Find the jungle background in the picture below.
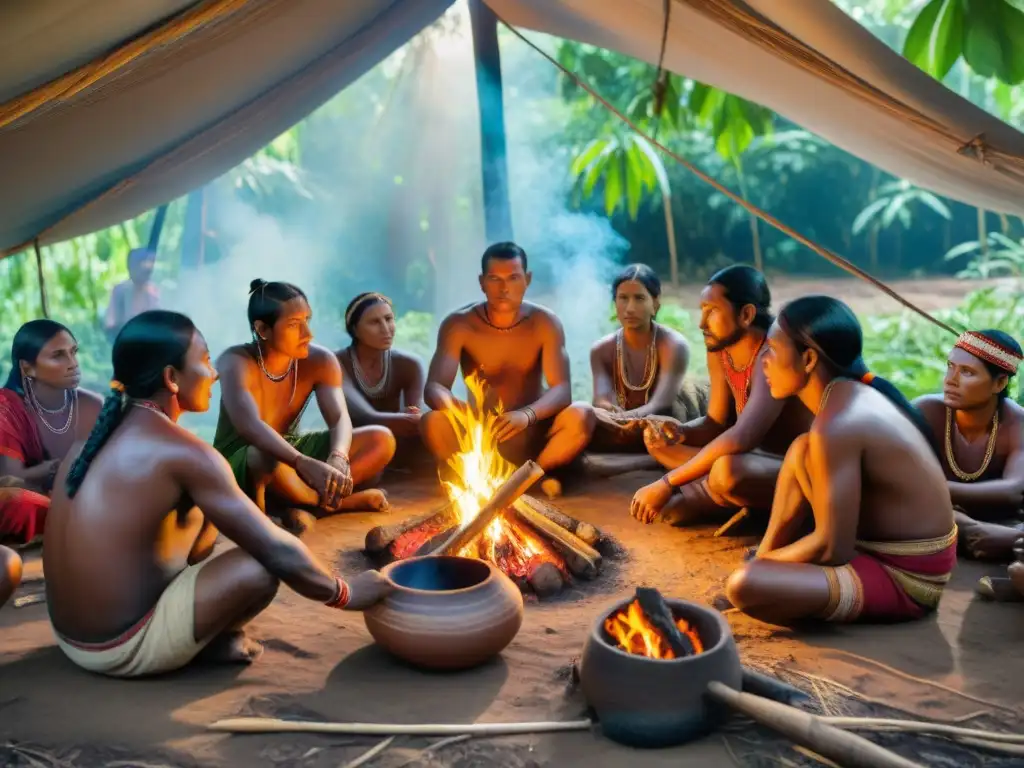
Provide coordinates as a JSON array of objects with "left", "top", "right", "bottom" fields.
[{"left": 3, "top": 0, "right": 1024, "bottom": 437}]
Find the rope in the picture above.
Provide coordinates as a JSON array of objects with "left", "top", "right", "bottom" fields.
[{"left": 492, "top": 10, "right": 961, "bottom": 336}]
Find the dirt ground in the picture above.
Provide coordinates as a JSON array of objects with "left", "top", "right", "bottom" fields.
[
  {"left": 2, "top": 469, "right": 1023, "bottom": 768},
  {"left": 2, "top": 276, "right": 1021, "bottom": 767}
]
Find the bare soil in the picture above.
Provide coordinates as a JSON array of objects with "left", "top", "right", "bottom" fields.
[
  {"left": 3, "top": 470, "right": 1022, "bottom": 767},
  {"left": 2, "top": 277, "right": 1019, "bottom": 767}
]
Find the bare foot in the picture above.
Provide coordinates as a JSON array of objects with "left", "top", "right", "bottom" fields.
[
  {"left": 1010, "top": 561, "right": 1024, "bottom": 598},
  {"left": 540, "top": 478, "right": 562, "bottom": 499},
  {"left": 198, "top": 631, "right": 264, "bottom": 665},
  {"left": 280, "top": 508, "right": 316, "bottom": 537},
  {"left": 976, "top": 575, "right": 1024, "bottom": 602},
  {"left": 956, "top": 512, "right": 1021, "bottom": 561},
  {"left": 339, "top": 489, "right": 390, "bottom": 512}
]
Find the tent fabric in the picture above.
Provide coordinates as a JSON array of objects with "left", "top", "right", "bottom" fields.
[{"left": 3, "top": 0, "right": 1024, "bottom": 258}]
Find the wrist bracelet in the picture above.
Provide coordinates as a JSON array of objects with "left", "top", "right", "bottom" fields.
[
  {"left": 325, "top": 576, "right": 350, "bottom": 609},
  {"left": 522, "top": 406, "right": 537, "bottom": 426},
  {"left": 660, "top": 475, "right": 675, "bottom": 492},
  {"left": 328, "top": 450, "right": 349, "bottom": 463}
]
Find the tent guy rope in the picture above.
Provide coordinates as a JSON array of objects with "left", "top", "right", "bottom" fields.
[{"left": 493, "top": 11, "right": 962, "bottom": 337}]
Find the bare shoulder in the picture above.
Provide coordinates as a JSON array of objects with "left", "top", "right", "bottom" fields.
[
  {"left": 438, "top": 305, "right": 475, "bottom": 337},
  {"left": 525, "top": 303, "right": 565, "bottom": 337},
  {"left": 1000, "top": 398, "right": 1024, "bottom": 427},
  {"left": 391, "top": 347, "right": 424, "bottom": 371},
  {"left": 304, "top": 344, "right": 343, "bottom": 379},
  {"left": 913, "top": 393, "right": 945, "bottom": 418},
  {"left": 657, "top": 325, "right": 690, "bottom": 354},
  {"left": 217, "top": 344, "right": 255, "bottom": 372},
  {"left": 590, "top": 332, "right": 616, "bottom": 357},
  {"left": 77, "top": 388, "right": 105, "bottom": 413}
]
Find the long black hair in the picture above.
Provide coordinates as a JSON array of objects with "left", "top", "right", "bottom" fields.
[
  {"left": 4, "top": 319, "right": 75, "bottom": 394},
  {"left": 777, "top": 295, "right": 932, "bottom": 439},
  {"left": 65, "top": 311, "right": 197, "bottom": 498},
  {"left": 611, "top": 264, "right": 661, "bottom": 299},
  {"left": 708, "top": 265, "right": 773, "bottom": 330},
  {"left": 973, "top": 329, "right": 1021, "bottom": 401},
  {"left": 247, "top": 279, "right": 308, "bottom": 337}
]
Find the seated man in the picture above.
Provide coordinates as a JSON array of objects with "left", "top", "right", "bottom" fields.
[
  {"left": 215, "top": 280, "right": 395, "bottom": 534},
  {"left": 724, "top": 296, "right": 957, "bottom": 625},
  {"left": 913, "top": 330, "right": 1024, "bottom": 564},
  {"left": 44, "top": 311, "right": 392, "bottom": 678},
  {"left": 0, "top": 545, "right": 21, "bottom": 609},
  {"left": 420, "top": 242, "right": 595, "bottom": 494},
  {"left": 587, "top": 264, "right": 689, "bottom": 475},
  {"left": 631, "top": 266, "right": 811, "bottom": 526}
]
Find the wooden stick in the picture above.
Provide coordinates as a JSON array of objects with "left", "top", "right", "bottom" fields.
[
  {"left": 341, "top": 736, "right": 394, "bottom": 768},
  {"left": 207, "top": 717, "right": 591, "bottom": 736},
  {"left": 433, "top": 461, "right": 544, "bottom": 556},
  {"left": 740, "top": 667, "right": 809, "bottom": 705},
  {"left": 364, "top": 501, "right": 458, "bottom": 553},
  {"left": 714, "top": 508, "right": 749, "bottom": 538},
  {"left": 818, "top": 717, "right": 1024, "bottom": 744},
  {"left": 512, "top": 499, "right": 602, "bottom": 577},
  {"left": 519, "top": 494, "right": 601, "bottom": 546},
  {"left": 634, "top": 587, "right": 694, "bottom": 656},
  {"left": 705, "top": 682, "right": 923, "bottom": 768}
]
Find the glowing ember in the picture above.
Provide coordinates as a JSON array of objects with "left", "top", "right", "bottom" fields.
[
  {"left": 440, "top": 373, "right": 565, "bottom": 578},
  {"left": 604, "top": 599, "right": 704, "bottom": 659}
]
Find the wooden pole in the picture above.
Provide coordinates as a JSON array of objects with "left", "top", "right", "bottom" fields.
[
  {"left": 469, "top": 0, "right": 513, "bottom": 243},
  {"left": 208, "top": 717, "right": 591, "bottom": 737},
  {"left": 433, "top": 460, "right": 544, "bottom": 555},
  {"left": 32, "top": 240, "right": 49, "bottom": 318},
  {"left": 511, "top": 499, "right": 602, "bottom": 577}
]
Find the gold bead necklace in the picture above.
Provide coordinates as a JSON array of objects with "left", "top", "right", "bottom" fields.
[{"left": 944, "top": 406, "right": 999, "bottom": 482}]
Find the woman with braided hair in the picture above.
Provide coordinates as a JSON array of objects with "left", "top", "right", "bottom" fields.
[
  {"left": 335, "top": 292, "right": 427, "bottom": 465},
  {"left": 0, "top": 320, "right": 102, "bottom": 545},
  {"left": 43, "top": 310, "right": 391, "bottom": 678},
  {"left": 721, "top": 296, "right": 956, "bottom": 625}
]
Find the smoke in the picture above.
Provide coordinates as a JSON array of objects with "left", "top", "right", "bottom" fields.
[{"left": 167, "top": 0, "right": 628, "bottom": 426}]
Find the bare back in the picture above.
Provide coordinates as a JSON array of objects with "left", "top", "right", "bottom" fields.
[
  {"left": 45, "top": 412, "right": 221, "bottom": 642},
  {"left": 816, "top": 382, "right": 953, "bottom": 543}
]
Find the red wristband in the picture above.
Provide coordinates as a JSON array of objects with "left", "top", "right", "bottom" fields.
[{"left": 325, "top": 576, "right": 350, "bottom": 609}]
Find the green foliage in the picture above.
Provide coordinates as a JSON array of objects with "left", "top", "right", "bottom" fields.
[
  {"left": 904, "top": 0, "right": 1024, "bottom": 84},
  {"left": 569, "top": 131, "right": 669, "bottom": 220},
  {"left": 392, "top": 310, "right": 435, "bottom": 361},
  {"left": 852, "top": 179, "right": 952, "bottom": 235},
  {"left": 945, "top": 232, "right": 1024, "bottom": 277}
]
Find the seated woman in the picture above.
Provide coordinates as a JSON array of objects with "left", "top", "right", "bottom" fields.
[
  {"left": 586, "top": 265, "right": 688, "bottom": 475},
  {"left": 913, "top": 330, "right": 1024, "bottom": 565},
  {"left": 0, "top": 545, "right": 21, "bottom": 609},
  {"left": 724, "top": 296, "right": 956, "bottom": 625},
  {"left": 0, "top": 320, "right": 102, "bottom": 545},
  {"left": 44, "top": 310, "right": 392, "bottom": 678},
  {"left": 336, "top": 293, "right": 426, "bottom": 465},
  {"left": 215, "top": 280, "right": 395, "bottom": 535}
]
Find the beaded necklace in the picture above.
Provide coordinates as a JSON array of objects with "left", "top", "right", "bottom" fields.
[
  {"left": 945, "top": 406, "right": 999, "bottom": 482},
  {"left": 614, "top": 326, "right": 658, "bottom": 408}
]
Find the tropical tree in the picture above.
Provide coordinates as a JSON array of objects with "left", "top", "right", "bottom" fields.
[{"left": 852, "top": 179, "right": 952, "bottom": 270}]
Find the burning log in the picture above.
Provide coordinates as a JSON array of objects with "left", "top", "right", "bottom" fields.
[
  {"left": 413, "top": 526, "right": 459, "bottom": 558},
  {"left": 518, "top": 494, "right": 601, "bottom": 547},
  {"left": 432, "top": 461, "right": 545, "bottom": 556},
  {"left": 365, "top": 503, "right": 458, "bottom": 554},
  {"left": 634, "top": 587, "right": 696, "bottom": 657},
  {"left": 512, "top": 499, "right": 601, "bottom": 580}
]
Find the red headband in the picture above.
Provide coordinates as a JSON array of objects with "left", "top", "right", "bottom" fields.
[{"left": 955, "top": 331, "right": 1021, "bottom": 374}]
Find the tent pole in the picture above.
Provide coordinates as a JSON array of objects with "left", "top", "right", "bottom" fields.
[
  {"left": 469, "top": 0, "right": 513, "bottom": 243},
  {"left": 32, "top": 240, "right": 50, "bottom": 318}
]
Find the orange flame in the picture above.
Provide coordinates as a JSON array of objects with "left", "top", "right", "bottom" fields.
[
  {"left": 603, "top": 599, "right": 704, "bottom": 659},
  {"left": 440, "top": 373, "right": 561, "bottom": 570}
]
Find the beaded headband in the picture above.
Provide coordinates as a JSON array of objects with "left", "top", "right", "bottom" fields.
[
  {"left": 955, "top": 331, "right": 1022, "bottom": 374},
  {"left": 344, "top": 293, "right": 392, "bottom": 328}
]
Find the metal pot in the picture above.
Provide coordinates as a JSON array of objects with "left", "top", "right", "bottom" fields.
[
  {"left": 579, "top": 596, "right": 743, "bottom": 747},
  {"left": 364, "top": 555, "right": 524, "bottom": 671}
]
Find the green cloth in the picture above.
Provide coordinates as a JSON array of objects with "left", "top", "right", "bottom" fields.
[{"left": 213, "top": 406, "right": 330, "bottom": 496}]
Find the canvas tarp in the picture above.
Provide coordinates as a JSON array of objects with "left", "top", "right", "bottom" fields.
[{"left": 2, "top": 0, "right": 1024, "bottom": 257}]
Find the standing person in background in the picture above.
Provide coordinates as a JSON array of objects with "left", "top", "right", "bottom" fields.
[
  {"left": 104, "top": 248, "right": 160, "bottom": 343},
  {"left": 336, "top": 292, "right": 427, "bottom": 467}
]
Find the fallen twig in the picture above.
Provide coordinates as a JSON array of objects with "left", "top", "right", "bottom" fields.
[
  {"left": 393, "top": 734, "right": 472, "bottom": 768},
  {"left": 340, "top": 736, "right": 394, "bottom": 768},
  {"left": 819, "top": 716, "right": 1024, "bottom": 744},
  {"left": 208, "top": 716, "right": 592, "bottom": 737}
]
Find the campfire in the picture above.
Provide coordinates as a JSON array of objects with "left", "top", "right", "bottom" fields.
[
  {"left": 365, "top": 375, "right": 604, "bottom": 597},
  {"left": 602, "top": 588, "right": 704, "bottom": 659}
]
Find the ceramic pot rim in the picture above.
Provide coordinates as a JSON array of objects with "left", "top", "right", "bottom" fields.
[
  {"left": 380, "top": 555, "right": 496, "bottom": 596},
  {"left": 589, "top": 595, "right": 732, "bottom": 663}
]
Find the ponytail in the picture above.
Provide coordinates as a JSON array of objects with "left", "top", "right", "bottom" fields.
[{"left": 65, "top": 384, "right": 127, "bottom": 498}]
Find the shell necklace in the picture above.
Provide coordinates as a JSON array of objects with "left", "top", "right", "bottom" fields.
[
  {"left": 351, "top": 347, "right": 392, "bottom": 399},
  {"left": 254, "top": 342, "right": 297, "bottom": 404},
  {"left": 945, "top": 405, "right": 999, "bottom": 482},
  {"left": 614, "top": 326, "right": 658, "bottom": 408},
  {"left": 24, "top": 378, "right": 76, "bottom": 435},
  {"left": 476, "top": 304, "right": 528, "bottom": 333}
]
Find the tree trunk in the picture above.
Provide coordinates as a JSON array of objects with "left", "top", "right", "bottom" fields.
[
  {"left": 736, "top": 169, "right": 762, "bottom": 272},
  {"left": 869, "top": 226, "right": 880, "bottom": 274},
  {"left": 977, "top": 208, "right": 988, "bottom": 257},
  {"left": 663, "top": 192, "right": 679, "bottom": 288}
]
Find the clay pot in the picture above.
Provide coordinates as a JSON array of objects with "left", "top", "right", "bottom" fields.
[
  {"left": 579, "top": 597, "right": 742, "bottom": 748},
  {"left": 363, "top": 555, "right": 524, "bottom": 670}
]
